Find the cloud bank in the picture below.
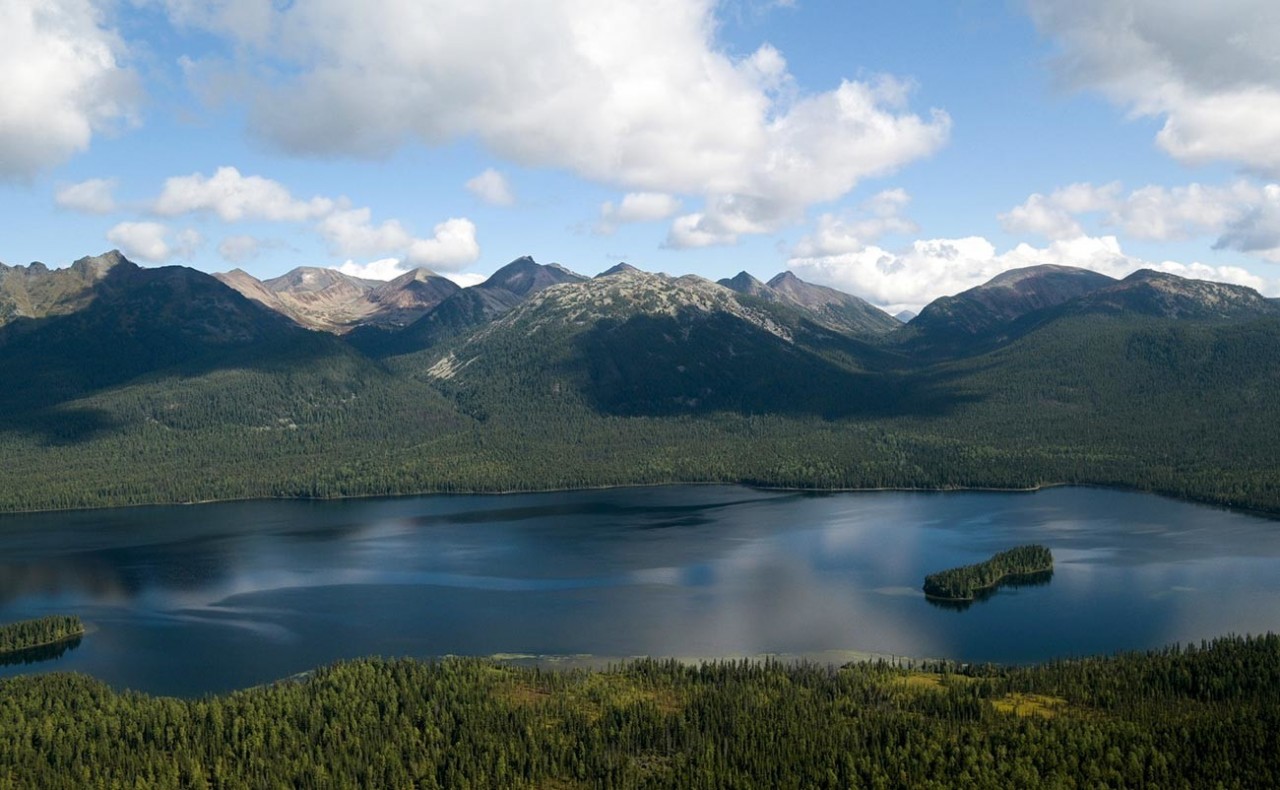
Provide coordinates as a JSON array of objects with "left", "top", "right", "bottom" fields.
[
  {"left": 0, "top": 0, "right": 138, "bottom": 180},
  {"left": 172, "top": 0, "right": 948, "bottom": 245},
  {"left": 788, "top": 233, "right": 1271, "bottom": 314},
  {"left": 1029, "top": 0, "right": 1280, "bottom": 175}
]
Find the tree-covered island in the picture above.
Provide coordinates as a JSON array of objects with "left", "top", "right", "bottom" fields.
[
  {"left": 924, "top": 545, "right": 1054, "bottom": 601},
  {"left": 0, "top": 615, "right": 85, "bottom": 656}
]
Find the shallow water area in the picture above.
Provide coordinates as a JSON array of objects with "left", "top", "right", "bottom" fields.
[{"left": 1, "top": 485, "right": 1278, "bottom": 696}]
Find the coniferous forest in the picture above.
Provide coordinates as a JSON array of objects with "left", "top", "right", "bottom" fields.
[
  {"left": 0, "top": 616, "right": 83, "bottom": 655},
  {"left": 923, "top": 545, "right": 1054, "bottom": 600},
  {"left": 0, "top": 635, "right": 1277, "bottom": 788},
  {"left": 4, "top": 258, "right": 1280, "bottom": 786}
]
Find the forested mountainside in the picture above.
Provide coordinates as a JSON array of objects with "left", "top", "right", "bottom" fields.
[
  {"left": 2, "top": 635, "right": 1278, "bottom": 788},
  {"left": 2, "top": 250, "right": 1279, "bottom": 514}
]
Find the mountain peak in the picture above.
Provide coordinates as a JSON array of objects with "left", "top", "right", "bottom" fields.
[
  {"left": 767, "top": 271, "right": 802, "bottom": 288},
  {"left": 264, "top": 266, "right": 375, "bottom": 294},
  {"left": 718, "top": 271, "right": 770, "bottom": 297},
  {"left": 483, "top": 256, "right": 586, "bottom": 296},
  {"left": 1067, "top": 269, "right": 1280, "bottom": 321},
  {"left": 71, "top": 250, "right": 136, "bottom": 279},
  {"left": 908, "top": 265, "right": 1116, "bottom": 342},
  {"left": 598, "top": 262, "right": 641, "bottom": 278}
]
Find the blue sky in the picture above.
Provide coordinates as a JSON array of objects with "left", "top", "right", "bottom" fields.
[{"left": 3, "top": 0, "right": 1279, "bottom": 311}]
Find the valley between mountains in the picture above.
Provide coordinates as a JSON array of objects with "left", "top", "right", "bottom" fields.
[{"left": 2, "top": 250, "right": 1278, "bottom": 515}]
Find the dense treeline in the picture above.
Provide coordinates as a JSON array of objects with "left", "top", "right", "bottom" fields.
[
  {"left": 0, "top": 615, "right": 83, "bottom": 654},
  {"left": 924, "top": 545, "right": 1054, "bottom": 600},
  {"left": 0, "top": 634, "right": 1277, "bottom": 788},
  {"left": 1, "top": 310, "right": 1279, "bottom": 516}
]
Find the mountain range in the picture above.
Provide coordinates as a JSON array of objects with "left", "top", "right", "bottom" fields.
[{"left": 2, "top": 249, "right": 1278, "bottom": 516}]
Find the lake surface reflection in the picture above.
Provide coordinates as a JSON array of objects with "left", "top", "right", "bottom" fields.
[{"left": 1, "top": 486, "right": 1279, "bottom": 696}]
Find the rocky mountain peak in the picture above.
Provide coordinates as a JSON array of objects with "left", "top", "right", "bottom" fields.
[
  {"left": 483, "top": 256, "right": 586, "bottom": 296},
  {"left": 597, "top": 262, "right": 641, "bottom": 278}
]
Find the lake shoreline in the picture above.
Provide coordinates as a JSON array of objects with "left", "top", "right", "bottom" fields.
[
  {"left": 0, "top": 628, "right": 86, "bottom": 658},
  {"left": 2, "top": 478, "right": 1275, "bottom": 521}
]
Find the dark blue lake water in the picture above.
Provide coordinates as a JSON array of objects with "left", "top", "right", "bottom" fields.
[{"left": 1, "top": 486, "right": 1278, "bottom": 696}]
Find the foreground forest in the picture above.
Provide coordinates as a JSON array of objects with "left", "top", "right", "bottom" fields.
[{"left": 1, "top": 635, "right": 1277, "bottom": 788}]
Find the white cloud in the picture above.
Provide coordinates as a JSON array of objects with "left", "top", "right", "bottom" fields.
[
  {"left": 465, "top": 168, "right": 514, "bottom": 206},
  {"left": 170, "top": 1, "right": 948, "bottom": 242},
  {"left": 55, "top": 178, "right": 117, "bottom": 213},
  {"left": 999, "top": 183, "right": 1121, "bottom": 240},
  {"left": 1116, "top": 182, "right": 1262, "bottom": 241},
  {"left": 154, "top": 166, "right": 335, "bottom": 221},
  {"left": 788, "top": 233, "right": 1272, "bottom": 314},
  {"left": 442, "top": 271, "right": 487, "bottom": 287},
  {"left": 319, "top": 211, "right": 479, "bottom": 269},
  {"left": 337, "top": 257, "right": 409, "bottom": 281},
  {"left": 106, "top": 221, "right": 201, "bottom": 263},
  {"left": 0, "top": 0, "right": 138, "bottom": 180},
  {"left": 1028, "top": 0, "right": 1280, "bottom": 175},
  {"left": 1002, "top": 180, "right": 1280, "bottom": 261},
  {"left": 1215, "top": 184, "right": 1280, "bottom": 262},
  {"left": 404, "top": 217, "right": 480, "bottom": 267},
  {"left": 174, "top": 228, "right": 204, "bottom": 259},
  {"left": 336, "top": 257, "right": 487, "bottom": 285},
  {"left": 107, "top": 221, "right": 169, "bottom": 262},
  {"left": 318, "top": 208, "right": 415, "bottom": 257},
  {"left": 793, "top": 188, "right": 919, "bottom": 257},
  {"left": 145, "top": 166, "right": 482, "bottom": 269},
  {"left": 597, "top": 192, "right": 682, "bottom": 233},
  {"left": 664, "top": 213, "right": 740, "bottom": 248},
  {"left": 217, "top": 234, "right": 263, "bottom": 263}
]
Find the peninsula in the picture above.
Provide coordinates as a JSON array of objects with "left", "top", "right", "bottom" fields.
[{"left": 0, "top": 615, "right": 85, "bottom": 656}]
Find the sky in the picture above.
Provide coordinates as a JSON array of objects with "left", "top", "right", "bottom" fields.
[{"left": 3, "top": 0, "right": 1280, "bottom": 312}]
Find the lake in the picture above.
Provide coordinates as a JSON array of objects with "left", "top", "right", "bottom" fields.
[{"left": 1, "top": 485, "right": 1279, "bottom": 697}]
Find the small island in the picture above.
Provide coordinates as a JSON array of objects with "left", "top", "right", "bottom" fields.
[
  {"left": 923, "top": 545, "right": 1053, "bottom": 602},
  {"left": 0, "top": 615, "right": 85, "bottom": 656}
]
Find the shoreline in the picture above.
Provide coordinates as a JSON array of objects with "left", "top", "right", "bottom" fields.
[
  {"left": 0, "top": 480, "right": 1058, "bottom": 518},
  {"left": 0, "top": 628, "right": 86, "bottom": 658},
  {"left": 2, "top": 479, "right": 1274, "bottom": 520}
]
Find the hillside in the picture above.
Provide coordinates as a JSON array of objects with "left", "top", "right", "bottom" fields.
[
  {"left": 216, "top": 265, "right": 459, "bottom": 332},
  {"left": 363, "top": 255, "right": 587, "bottom": 354},
  {"left": 2, "top": 253, "right": 1280, "bottom": 515},
  {"left": 415, "top": 266, "right": 895, "bottom": 419},
  {"left": 718, "top": 269, "right": 900, "bottom": 337},
  {"left": 901, "top": 264, "right": 1116, "bottom": 353}
]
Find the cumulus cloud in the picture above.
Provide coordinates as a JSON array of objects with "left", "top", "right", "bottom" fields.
[
  {"left": 664, "top": 213, "right": 739, "bottom": 248},
  {"left": 169, "top": 0, "right": 948, "bottom": 242},
  {"left": 217, "top": 234, "right": 264, "bottom": 264},
  {"left": 317, "top": 211, "right": 479, "bottom": 269},
  {"left": 55, "top": 178, "right": 118, "bottom": 214},
  {"left": 106, "top": 222, "right": 202, "bottom": 263},
  {"left": 336, "top": 257, "right": 410, "bottom": 281},
  {"left": 0, "top": 0, "right": 138, "bottom": 180},
  {"left": 337, "top": 257, "right": 487, "bottom": 284},
  {"left": 154, "top": 166, "right": 335, "bottom": 221},
  {"left": 788, "top": 233, "right": 1272, "bottom": 314},
  {"left": 1215, "top": 184, "right": 1280, "bottom": 262},
  {"left": 1028, "top": 0, "right": 1280, "bottom": 174},
  {"left": 465, "top": 168, "right": 514, "bottom": 206},
  {"left": 1117, "top": 182, "right": 1263, "bottom": 241},
  {"left": 792, "top": 188, "right": 919, "bottom": 257},
  {"left": 1002, "top": 179, "right": 1280, "bottom": 260},
  {"left": 404, "top": 218, "right": 480, "bottom": 267},
  {"left": 999, "top": 183, "right": 1121, "bottom": 240},
  {"left": 144, "top": 166, "right": 482, "bottom": 269},
  {"left": 597, "top": 192, "right": 682, "bottom": 234}
]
